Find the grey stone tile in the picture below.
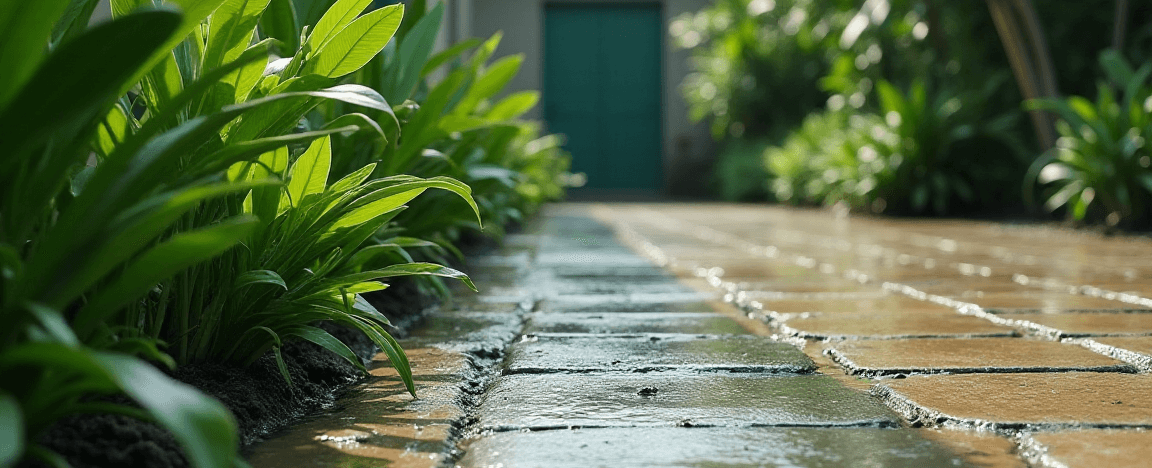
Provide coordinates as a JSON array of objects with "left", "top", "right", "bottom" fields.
[
  {"left": 525, "top": 312, "right": 747, "bottom": 335},
  {"left": 506, "top": 334, "right": 814, "bottom": 374},
  {"left": 477, "top": 373, "right": 897, "bottom": 430},
  {"left": 459, "top": 427, "right": 978, "bottom": 468}
]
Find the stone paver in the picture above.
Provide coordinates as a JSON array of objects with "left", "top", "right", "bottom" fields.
[
  {"left": 525, "top": 312, "right": 747, "bottom": 335},
  {"left": 828, "top": 338, "right": 1135, "bottom": 376},
  {"left": 992, "top": 311, "right": 1152, "bottom": 337},
  {"left": 1020, "top": 430, "right": 1152, "bottom": 468},
  {"left": 459, "top": 427, "right": 976, "bottom": 468},
  {"left": 253, "top": 203, "right": 1152, "bottom": 467},
  {"left": 875, "top": 373, "right": 1152, "bottom": 430},
  {"left": 246, "top": 346, "right": 474, "bottom": 468},
  {"left": 477, "top": 373, "right": 898, "bottom": 430},
  {"left": 777, "top": 313, "right": 1017, "bottom": 339},
  {"left": 506, "top": 334, "right": 815, "bottom": 374}
]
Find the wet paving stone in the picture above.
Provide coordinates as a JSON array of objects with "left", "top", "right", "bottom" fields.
[
  {"left": 477, "top": 373, "right": 898, "bottom": 430},
  {"left": 875, "top": 372, "right": 1152, "bottom": 430},
  {"left": 1020, "top": 429, "right": 1152, "bottom": 468},
  {"left": 758, "top": 296, "right": 957, "bottom": 316},
  {"left": 525, "top": 312, "right": 747, "bottom": 335},
  {"left": 991, "top": 311, "right": 1152, "bottom": 337},
  {"left": 458, "top": 427, "right": 977, "bottom": 468},
  {"left": 540, "top": 298, "right": 723, "bottom": 313},
  {"left": 246, "top": 347, "right": 474, "bottom": 468},
  {"left": 827, "top": 338, "right": 1135, "bottom": 376},
  {"left": 965, "top": 293, "right": 1136, "bottom": 313},
  {"left": 535, "top": 251, "right": 656, "bottom": 267},
  {"left": 547, "top": 264, "right": 673, "bottom": 278},
  {"left": 505, "top": 335, "right": 815, "bottom": 374},
  {"left": 776, "top": 313, "right": 1017, "bottom": 340}
]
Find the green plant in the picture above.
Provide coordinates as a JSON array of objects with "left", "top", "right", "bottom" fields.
[
  {"left": 1026, "top": 50, "right": 1152, "bottom": 226},
  {"left": 0, "top": 4, "right": 244, "bottom": 466}
]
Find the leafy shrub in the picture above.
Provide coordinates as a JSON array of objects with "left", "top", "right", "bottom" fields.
[
  {"left": 1027, "top": 50, "right": 1152, "bottom": 227},
  {"left": 0, "top": 0, "right": 569, "bottom": 466},
  {"left": 764, "top": 78, "right": 1026, "bottom": 214}
]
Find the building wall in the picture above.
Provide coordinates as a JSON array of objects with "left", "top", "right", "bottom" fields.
[{"left": 462, "top": 0, "right": 715, "bottom": 197}]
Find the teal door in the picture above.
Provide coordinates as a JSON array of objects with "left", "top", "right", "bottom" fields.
[{"left": 544, "top": 4, "right": 663, "bottom": 190}]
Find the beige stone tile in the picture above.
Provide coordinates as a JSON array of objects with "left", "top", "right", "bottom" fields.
[
  {"left": 1021, "top": 429, "right": 1152, "bottom": 468},
  {"left": 761, "top": 296, "right": 956, "bottom": 316},
  {"left": 828, "top": 338, "right": 1133, "bottom": 376},
  {"left": 876, "top": 373, "right": 1152, "bottom": 430},
  {"left": 995, "top": 311, "right": 1152, "bottom": 337},
  {"left": 777, "top": 313, "right": 1016, "bottom": 339},
  {"left": 1094, "top": 336, "right": 1152, "bottom": 355},
  {"left": 917, "top": 430, "right": 1028, "bottom": 468},
  {"left": 247, "top": 347, "right": 471, "bottom": 468},
  {"left": 966, "top": 293, "right": 1135, "bottom": 312}
]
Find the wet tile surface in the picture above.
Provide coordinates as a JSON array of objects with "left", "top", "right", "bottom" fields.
[
  {"left": 777, "top": 313, "right": 1017, "bottom": 339},
  {"left": 995, "top": 311, "right": 1152, "bottom": 337},
  {"left": 525, "top": 312, "right": 747, "bottom": 335},
  {"left": 1021, "top": 429, "right": 1152, "bottom": 468},
  {"left": 828, "top": 338, "right": 1134, "bottom": 376},
  {"left": 459, "top": 427, "right": 977, "bottom": 468},
  {"left": 246, "top": 347, "right": 473, "bottom": 468},
  {"left": 876, "top": 372, "right": 1152, "bottom": 429},
  {"left": 506, "top": 335, "right": 816, "bottom": 374},
  {"left": 478, "top": 373, "right": 899, "bottom": 430}
]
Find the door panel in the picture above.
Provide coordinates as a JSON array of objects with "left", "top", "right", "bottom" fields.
[{"left": 544, "top": 4, "right": 663, "bottom": 190}]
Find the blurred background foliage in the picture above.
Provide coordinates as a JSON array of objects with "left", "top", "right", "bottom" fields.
[{"left": 673, "top": 0, "right": 1152, "bottom": 227}]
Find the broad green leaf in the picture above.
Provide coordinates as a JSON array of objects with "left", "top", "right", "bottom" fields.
[
  {"left": 0, "top": 391, "right": 23, "bottom": 466},
  {"left": 234, "top": 269, "right": 287, "bottom": 290},
  {"left": 322, "top": 112, "right": 387, "bottom": 144},
  {"left": 211, "top": 38, "right": 274, "bottom": 110},
  {"left": 330, "top": 188, "right": 423, "bottom": 230},
  {"left": 452, "top": 54, "right": 523, "bottom": 116},
  {"left": 306, "top": 0, "right": 372, "bottom": 54},
  {"left": 74, "top": 216, "right": 260, "bottom": 335},
  {"left": 329, "top": 163, "right": 377, "bottom": 194},
  {"left": 51, "top": 0, "right": 102, "bottom": 47},
  {"left": 438, "top": 115, "right": 491, "bottom": 134},
  {"left": 111, "top": 0, "right": 231, "bottom": 96},
  {"left": 203, "top": 0, "right": 273, "bottom": 70},
  {"left": 96, "top": 104, "right": 132, "bottom": 158},
  {"left": 260, "top": 0, "right": 300, "bottom": 53},
  {"left": 91, "top": 352, "right": 239, "bottom": 468},
  {"left": 286, "top": 325, "right": 366, "bottom": 372},
  {"left": 306, "top": 4, "right": 403, "bottom": 78},
  {"left": 389, "top": 1, "right": 442, "bottom": 103},
  {"left": 26, "top": 302, "right": 79, "bottom": 346},
  {"left": 0, "top": 0, "right": 70, "bottom": 111},
  {"left": 420, "top": 38, "right": 481, "bottom": 78},
  {"left": 0, "top": 10, "right": 182, "bottom": 243},
  {"left": 197, "top": 125, "right": 354, "bottom": 176},
  {"left": 286, "top": 136, "right": 332, "bottom": 208},
  {"left": 325, "top": 262, "right": 476, "bottom": 291},
  {"left": 486, "top": 91, "right": 539, "bottom": 121},
  {"left": 140, "top": 47, "right": 185, "bottom": 118}
]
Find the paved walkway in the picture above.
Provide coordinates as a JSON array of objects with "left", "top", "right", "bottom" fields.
[{"left": 248, "top": 203, "right": 1152, "bottom": 467}]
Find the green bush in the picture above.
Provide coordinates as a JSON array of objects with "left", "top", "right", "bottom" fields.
[{"left": 1027, "top": 50, "right": 1152, "bottom": 227}]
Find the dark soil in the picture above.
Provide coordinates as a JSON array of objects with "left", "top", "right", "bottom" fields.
[{"left": 28, "top": 278, "right": 436, "bottom": 468}]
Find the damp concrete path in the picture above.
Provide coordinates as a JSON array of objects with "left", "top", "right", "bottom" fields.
[{"left": 246, "top": 203, "right": 1152, "bottom": 468}]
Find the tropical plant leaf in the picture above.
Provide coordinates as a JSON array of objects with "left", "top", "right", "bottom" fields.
[
  {"left": 306, "top": 4, "right": 402, "bottom": 78},
  {"left": 286, "top": 325, "right": 366, "bottom": 372},
  {"left": 90, "top": 352, "right": 239, "bottom": 468},
  {"left": 286, "top": 136, "right": 332, "bottom": 208},
  {"left": 73, "top": 216, "right": 261, "bottom": 336},
  {"left": 0, "top": 391, "right": 23, "bottom": 467},
  {"left": 234, "top": 269, "right": 287, "bottom": 290},
  {"left": 306, "top": 0, "right": 371, "bottom": 53},
  {"left": 0, "top": 0, "right": 71, "bottom": 111}
]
